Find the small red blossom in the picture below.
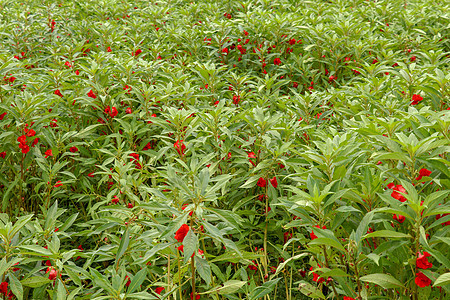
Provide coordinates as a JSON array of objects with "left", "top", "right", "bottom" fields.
[
  {"left": 44, "top": 149, "right": 53, "bottom": 158},
  {"left": 273, "top": 58, "right": 281, "bottom": 65},
  {"left": 47, "top": 267, "right": 57, "bottom": 280},
  {"left": 87, "top": 90, "right": 97, "bottom": 99},
  {"left": 54, "top": 181, "right": 63, "bottom": 188},
  {"left": 54, "top": 89, "right": 63, "bottom": 97},
  {"left": 393, "top": 214, "right": 405, "bottom": 223},
  {"left": 112, "top": 196, "right": 120, "bottom": 204},
  {"left": 174, "top": 140, "right": 186, "bottom": 156},
  {"left": 175, "top": 224, "right": 189, "bottom": 242},
  {"left": 269, "top": 176, "right": 278, "bottom": 188},
  {"left": 416, "top": 251, "right": 432, "bottom": 269},
  {"left": 391, "top": 185, "right": 407, "bottom": 202},
  {"left": 69, "top": 146, "right": 78, "bottom": 153},
  {"left": 155, "top": 287, "right": 165, "bottom": 295},
  {"left": 257, "top": 177, "right": 267, "bottom": 188},
  {"left": 107, "top": 46, "right": 112, "bottom": 52},
  {"left": 416, "top": 168, "right": 431, "bottom": 181},
  {"left": 411, "top": 94, "right": 423, "bottom": 105},
  {"left": 133, "top": 49, "right": 142, "bottom": 56},
  {"left": 0, "top": 112, "right": 6, "bottom": 120},
  {"left": 415, "top": 271, "right": 431, "bottom": 287}
]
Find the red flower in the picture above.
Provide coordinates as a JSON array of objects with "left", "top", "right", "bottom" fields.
[
  {"left": 416, "top": 251, "right": 432, "bottom": 269},
  {"left": 0, "top": 152, "right": 5, "bottom": 159},
  {"left": 54, "top": 89, "right": 63, "bottom": 97},
  {"left": 69, "top": 146, "right": 78, "bottom": 153},
  {"left": 107, "top": 47, "right": 112, "bottom": 52},
  {"left": 269, "top": 176, "right": 278, "bottom": 188},
  {"left": 310, "top": 265, "right": 325, "bottom": 283},
  {"left": 47, "top": 267, "right": 57, "bottom": 280},
  {"left": 175, "top": 224, "right": 189, "bottom": 242},
  {"left": 411, "top": 94, "right": 423, "bottom": 105},
  {"left": 133, "top": 49, "right": 142, "bottom": 56},
  {"left": 0, "top": 282, "right": 7, "bottom": 295},
  {"left": 75, "top": 70, "right": 80, "bottom": 75},
  {"left": 310, "top": 225, "right": 326, "bottom": 240},
  {"left": 190, "top": 292, "right": 200, "bottom": 300},
  {"left": 32, "top": 138, "right": 39, "bottom": 147},
  {"left": 221, "top": 48, "right": 229, "bottom": 54},
  {"left": 54, "top": 181, "right": 63, "bottom": 188},
  {"left": 44, "top": 149, "right": 53, "bottom": 158},
  {"left": 174, "top": 140, "right": 186, "bottom": 156},
  {"left": 127, "top": 203, "right": 133, "bottom": 208},
  {"left": 155, "top": 287, "right": 165, "bottom": 295},
  {"left": 20, "top": 144, "right": 30, "bottom": 154},
  {"left": 343, "top": 297, "right": 355, "bottom": 300},
  {"left": 112, "top": 196, "right": 119, "bottom": 204},
  {"left": 248, "top": 152, "right": 256, "bottom": 159},
  {"left": 87, "top": 90, "right": 97, "bottom": 99},
  {"left": 26, "top": 129, "right": 36, "bottom": 137},
  {"left": 257, "top": 177, "right": 267, "bottom": 187},
  {"left": 126, "top": 107, "right": 132, "bottom": 114},
  {"left": 0, "top": 112, "right": 6, "bottom": 120},
  {"left": 328, "top": 75, "right": 337, "bottom": 82},
  {"left": 393, "top": 214, "right": 405, "bottom": 223},
  {"left": 391, "top": 185, "right": 407, "bottom": 202},
  {"left": 416, "top": 168, "right": 431, "bottom": 181},
  {"left": 17, "top": 135, "right": 27, "bottom": 144},
  {"left": 8, "top": 76, "right": 16, "bottom": 83},
  {"left": 125, "top": 276, "right": 131, "bottom": 287},
  {"left": 273, "top": 58, "right": 281, "bottom": 65},
  {"left": 415, "top": 271, "right": 431, "bottom": 287},
  {"left": 410, "top": 56, "right": 417, "bottom": 62},
  {"left": 109, "top": 107, "right": 118, "bottom": 118},
  {"left": 232, "top": 95, "right": 240, "bottom": 105}
]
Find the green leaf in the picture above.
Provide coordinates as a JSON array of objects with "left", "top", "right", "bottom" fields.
[
  {"left": 272, "top": 253, "right": 309, "bottom": 277},
  {"left": 116, "top": 228, "right": 129, "bottom": 266},
  {"left": 9, "top": 273, "right": 23, "bottom": 300},
  {"left": 362, "top": 230, "right": 411, "bottom": 240},
  {"left": 195, "top": 255, "right": 211, "bottom": 286},
  {"left": 359, "top": 273, "right": 405, "bottom": 289},
  {"left": 21, "top": 276, "right": 52, "bottom": 288},
  {"left": 19, "top": 245, "right": 53, "bottom": 257},
  {"left": 127, "top": 268, "right": 147, "bottom": 294},
  {"left": 433, "top": 272, "right": 450, "bottom": 287},
  {"left": 205, "top": 280, "right": 246, "bottom": 295},
  {"left": 250, "top": 278, "right": 281, "bottom": 300},
  {"left": 308, "top": 237, "right": 345, "bottom": 252},
  {"left": 183, "top": 229, "right": 198, "bottom": 263},
  {"left": 298, "top": 281, "right": 325, "bottom": 299}
]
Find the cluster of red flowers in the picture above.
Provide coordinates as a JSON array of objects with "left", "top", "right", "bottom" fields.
[
  {"left": 310, "top": 225, "right": 326, "bottom": 240},
  {"left": 0, "top": 281, "right": 14, "bottom": 300},
  {"left": 129, "top": 153, "right": 142, "bottom": 169},
  {"left": 174, "top": 139, "right": 186, "bottom": 156},
  {"left": 104, "top": 106, "right": 118, "bottom": 118},
  {"left": 256, "top": 176, "right": 278, "bottom": 188},
  {"left": 17, "top": 123, "right": 38, "bottom": 154},
  {"left": 411, "top": 94, "right": 423, "bottom": 105}
]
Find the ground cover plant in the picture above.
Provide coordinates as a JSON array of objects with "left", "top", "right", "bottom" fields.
[{"left": 0, "top": 0, "right": 449, "bottom": 299}]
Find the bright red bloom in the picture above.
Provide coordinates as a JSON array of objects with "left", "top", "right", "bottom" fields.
[
  {"left": 125, "top": 276, "right": 131, "bottom": 287},
  {"left": 20, "top": 144, "right": 30, "bottom": 154},
  {"left": 174, "top": 140, "right": 186, "bottom": 156},
  {"left": 175, "top": 224, "right": 189, "bottom": 242},
  {"left": 393, "top": 214, "right": 405, "bottom": 223},
  {"left": 387, "top": 182, "right": 395, "bottom": 189},
  {"left": 127, "top": 203, "right": 133, "bottom": 208},
  {"left": 44, "top": 149, "right": 53, "bottom": 158},
  {"left": 416, "top": 168, "right": 431, "bottom": 181},
  {"left": 411, "top": 94, "right": 423, "bottom": 105},
  {"left": 133, "top": 49, "right": 142, "bottom": 56},
  {"left": 310, "top": 225, "right": 326, "bottom": 240},
  {"left": 190, "top": 292, "right": 200, "bottom": 300},
  {"left": 17, "top": 135, "right": 27, "bottom": 144},
  {"left": 0, "top": 112, "right": 6, "bottom": 120},
  {"left": 109, "top": 107, "right": 118, "bottom": 118},
  {"left": 0, "top": 152, "right": 5, "bottom": 159},
  {"left": 269, "top": 176, "right": 278, "bottom": 188},
  {"left": 107, "top": 47, "right": 112, "bottom": 52},
  {"left": 54, "top": 89, "right": 63, "bottom": 97},
  {"left": 232, "top": 95, "right": 240, "bottom": 105},
  {"left": 47, "top": 267, "right": 57, "bottom": 280},
  {"left": 8, "top": 76, "right": 16, "bottom": 83},
  {"left": 391, "top": 185, "right": 407, "bottom": 202},
  {"left": 87, "top": 90, "right": 97, "bottom": 99},
  {"left": 257, "top": 177, "right": 267, "bottom": 187},
  {"left": 125, "top": 107, "right": 132, "bottom": 114},
  {"left": 112, "top": 196, "right": 119, "bottom": 204},
  {"left": 416, "top": 251, "right": 432, "bottom": 269},
  {"left": 155, "top": 287, "right": 165, "bottom": 295},
  {"left": 54, "top": 181, "right": 63, "bottom": 188},
  {"left": 273, "top": 58, "right": 281, "bottom": 65},
  {"left": 415, "top": 271, "right": 431, "bottom": 287},
  {"left": 310, "top": 265, "right": 325, "bottom": 283},
  {"left": 0, "top": 282, "right": 7, "bottom": 295},
  {"left": 343, "top": 297, "right": 355, "bottom": 300},
  {"left": 248, "top": 152, "right": 256, "bottom": 159},
  {"left": 75, "top": 70, "right": 80, "bottom": 75},
  {"left": 32, "top": 138, "right": 39, "bottom": 147},
  {"left": 26, "top": 129, "right": 36, "bottom": 137},
  {"left": 69, "top": 146, "right": 78, "bottom": 153}
]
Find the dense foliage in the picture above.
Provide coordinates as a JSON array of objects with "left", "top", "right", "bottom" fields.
[{"left": 0, "top": 0, "right": 449, "bottom": 299}]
